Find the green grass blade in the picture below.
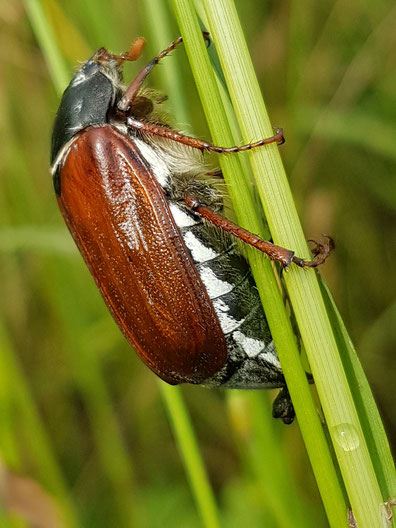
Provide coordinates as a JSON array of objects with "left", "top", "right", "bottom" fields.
[
  {"left": 23, "top": 0, "right": 69, "bottom": 93},
  {"left": 142, "top": 4, "right": 222, "bottom": 525},
  {"left": 319, "top": 278, "right": 396, "bottom": 501},
  {"left": 198, "top": 1, "right": 386, "bottom": 526},
  {"left": 169, "top": 1, "right": 348, "bottom": 526},
  {"left": 159, "top": 383, "right": 221, "bottom": 528},
  {"left": 227, "top": 391, "right": 317, "bottom": 528}
]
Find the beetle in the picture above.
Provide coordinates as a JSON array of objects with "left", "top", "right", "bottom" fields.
[{"left": 51, "top": 35, "right": 332, "bottom": 424}]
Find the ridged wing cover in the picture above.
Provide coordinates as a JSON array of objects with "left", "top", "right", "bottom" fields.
[{"left": 56, "top": 125, "right": 227, "bottom": 384}]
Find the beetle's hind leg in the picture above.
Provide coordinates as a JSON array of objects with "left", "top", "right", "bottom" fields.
[{"left": 183, "top": 196, "right": 334, "bottom": 269}]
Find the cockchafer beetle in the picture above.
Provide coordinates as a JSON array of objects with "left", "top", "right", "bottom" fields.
[{"left": 51, "top": 35, "right": 333, "bottom": 424}]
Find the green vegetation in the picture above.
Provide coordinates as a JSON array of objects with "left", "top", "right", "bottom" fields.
[{"left": 0, "top": 0, "right": 394, "bottom": 526}]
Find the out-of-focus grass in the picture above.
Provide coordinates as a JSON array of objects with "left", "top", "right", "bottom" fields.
[{"left": 0, "top": 0, "right": 394, "bottom": 526}]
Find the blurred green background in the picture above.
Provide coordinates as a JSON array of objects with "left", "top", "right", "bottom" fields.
[{"left": 0, "top": 0, "right": 395, "bottom": 526}]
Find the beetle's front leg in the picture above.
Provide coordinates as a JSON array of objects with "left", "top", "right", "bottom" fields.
[{"left": 117, "top": 32, "right": 211, "bottom": 112}]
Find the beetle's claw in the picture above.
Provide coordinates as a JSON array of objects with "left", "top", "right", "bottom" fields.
[{"left": 292, "top": 235, "right": 334, "bottom": 269}]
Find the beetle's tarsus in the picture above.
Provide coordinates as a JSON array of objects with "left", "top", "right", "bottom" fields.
[
  {"left": 274, "top": 127, "right": 285, "bottom": 145},
  {"left": 272, "top": 387, "right": 295, "bottom": 425},
  {"left": 292, "top": 236, "right": 334, "bottom": 269}
]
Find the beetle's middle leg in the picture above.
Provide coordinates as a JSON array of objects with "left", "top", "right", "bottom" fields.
[{"left": 126, "top": 118, "right": 285, "bottom": 152}]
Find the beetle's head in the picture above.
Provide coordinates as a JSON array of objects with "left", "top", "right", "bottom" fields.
[{"left": 50, "top": 50, "right": 122, "bottom": 169}]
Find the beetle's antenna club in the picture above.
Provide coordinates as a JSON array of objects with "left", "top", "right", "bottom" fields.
[
  {"left": 95, "top": 37, "right": 146, "bottom": 67},
  {"left": 126, "top": 37, "right": 146, "bottom": 61},
  {"left": 118, "top": 33, "right": 210, "bottom": 112},
  {"left": 118, "top": 35, "right": 184, "bottom": 112}
]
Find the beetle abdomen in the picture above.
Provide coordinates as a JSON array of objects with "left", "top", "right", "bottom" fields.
[{"left": 168, "top": 201, "right": 285, "bottom": 389}]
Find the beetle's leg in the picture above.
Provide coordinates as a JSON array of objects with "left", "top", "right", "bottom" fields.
[
  {"left": 291, "top": 236, "right": 335, "bottom": 268},
  {"left": 127, "top": 118, "right": 284, "bottom": 151},
  {"left": 118, "top": 33, "right": 210, "bottom": 112},
  {"left": 272, "top": 388, "right": 295, "bottom": 425},
  {"left": 184, "top": 196, "right": 294, "bottom": 267},
  {"left": 184, "top": 196, "right": 333, "bottom": 268}
]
